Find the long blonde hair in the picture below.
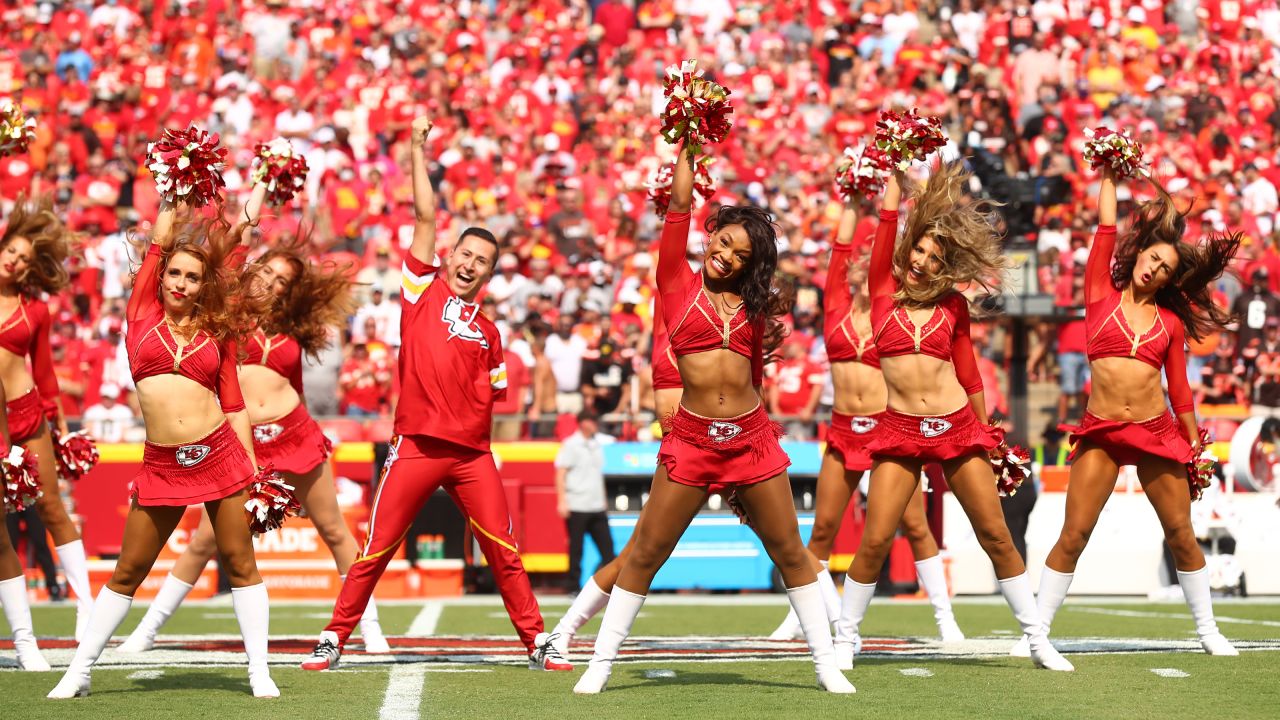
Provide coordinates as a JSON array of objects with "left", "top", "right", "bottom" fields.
[{"left": 893, "top": 163, "right": 1007, "bottom": 307}]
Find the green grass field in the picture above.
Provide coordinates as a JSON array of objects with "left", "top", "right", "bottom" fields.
[{"left": 2, "top": 597, "right": 1277, "bottom": 719}]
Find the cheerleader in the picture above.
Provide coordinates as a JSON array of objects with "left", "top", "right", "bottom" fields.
[
  {"left": 834, "top": 166, "right": 1073, "bottom": 672},
  {"left": 48, "top": 203, "right": 278, "bottom": 698},
  {"left": 1013, "top": 168, "right": 1239, "bottom": 657},
  {"left": 770, "top": 198, "right": 963, "bottom": 643},
  {"left": 0, "top": 195, "right": 94, "bottom": 639},
  {"left": 574, "top": 144, "right": 854, "bottom": 694},
  {"left": 1, "top": 380, "right": 51, "bottom": 671},
  {"left": 116, "top": 182, "right": 389, "bottom": 654}
]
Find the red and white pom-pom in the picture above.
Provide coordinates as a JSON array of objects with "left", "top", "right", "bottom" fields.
[
  {"left": 2, "top": 445, "right": 41, "bottom": 513},
  {"left": 1082, "top": 127, "right": 1146, "bottom": 179},
  {"left": 243, "top": 466, "right": 301, "bottom": 534},
  {"left": 874, "top": 109, "right": 947, "bottom": 171},
  {"left": 52, "top": 429, "right": 100, "bottom": 481},
  {"left": 250, "top": 137, "right": 309, "bottom": 206},
  {"left": 835, "top": 146, "right": 891, "bottom": 201},
  {"left": 0, "top": 98, "right": 36, "bottom": 157},
  {"left": 724, "top": 489, "right": 753, "bottom": 528},
  {"left": 145, "top": 125, "right": 228, "bottom": 207},
  {"left": 1187, "top": 427, "right": 1216, "bottom": 501},
  {"left": 660, "top": 59, "right": 733, "bottom": 156},
  {"left": 647, "top": 157, "right": 716, "bottom": 217},
  {"left": 990, "top": 441, "right": 1032, "bottom": 497}
]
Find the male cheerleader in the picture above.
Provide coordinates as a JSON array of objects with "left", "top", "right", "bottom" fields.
[{"left": 302, "top": 116, "right": 570, "bottom": 671}]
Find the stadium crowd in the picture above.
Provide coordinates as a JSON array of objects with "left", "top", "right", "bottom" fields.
[{"left": 2, "top": 0, "right": 1280, "bottom": 442}]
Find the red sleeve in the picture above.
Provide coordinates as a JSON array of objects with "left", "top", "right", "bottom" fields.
[
  {"left": 868, "top": 209, "right": 899, "bottom": 301},
  {"left": 225, "top": 244, "right": 249, "bottom": 269},
  {"left": 1085, "top": 224, "right": 1117, "bottom": 305},
  {"left": 825, "top": 244, "right": 853, "bottom": 336},
  {"left": 128, "top": 243, "right": 163, "bottom": 322},
  {"left": 217, "top": 340, "right": 246, "bottom": 413},
  {"left": 947, "top": 295, "right": 984, "bottom": 395},
  {"left": 289, "top": 356, "right": 305, "bottom": 395},
  {"left": 1165, "top": 317, "right": 1195, "bottom": 415},
  {"left": 752, "top": 317, "right": 764, "bottom": 388},
  {"left": 27, "top": 303, "right": 61, "bottom": 403},
  {"left": 656, "top": 211, "right": 695, "bottom": 329}
]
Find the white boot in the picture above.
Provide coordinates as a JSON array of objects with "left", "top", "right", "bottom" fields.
[
  {"left": 117, "top": 574, "right": 194, "bottom": 653},
  {"left": 767, "top": 606, "right": 804, "bottom": 640},
  {"left": 816, "top": 561, "right": 842, "bottom": 625},
  {"left": 55, "top": 540, "right": 94, "bottom": 643},
  {"left": 914, "top": 555, "right": 963, "bottom": 641},
  {"left": 572, "top": 587, "right": 645, "bottom": 695},
  {"left": 0, "top": 575, "right": 50, "bottom": 671},
  {"left": 553, "top": 577, "right": 611, "bottom": 657},
  {"left": 343, "top": 575, "right": 391, "bottom": 654},
  {"left": 789, "top": 582, "right": 855, "bottom": 693},
  {"left": 48, "top": 587, "right": 133, "bottom": 698},
  {"left": 999, "top": 573, "right": 1073, "bottom": 671},
  {"left": 834, "top": 577, "right": 875, "bottom": 670},
  {"left": 232, "top": 583, "right": 280, "bottom": 698},
  {"left": 1012, "top": 566, "right": 1073, "bottom": 658},
  {"left": 1177, "top": 567, "right": 1238, "bottom": 656}
]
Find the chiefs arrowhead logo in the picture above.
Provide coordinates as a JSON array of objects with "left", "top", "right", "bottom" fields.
[
  {"left": 708, "top": 421, "right": 743, "bottom": 443},
  {"left": 176, "top": 444, "right": 211, "bottom": 467},
  {"left": 253, "top": 423, "right": 284, "bottom": 443},
  {"left": 850, "top": 416, "right": 879, "bottom": 434},
  {"left": 919, "top": 418, "right": 953, "bottom": 438},
  {"left": 441, "top": 296, "right": 489, "bottom": 348}
]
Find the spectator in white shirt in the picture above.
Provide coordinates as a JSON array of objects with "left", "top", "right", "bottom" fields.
[
  {"left": 82, "top": 384, "right": 136, "bottom": 443},
  {"left": 487, "top": 254, "right": 529, "bottom": 318},
  {"left": 1241, "top": 163, "right": 1279, "bottom": 236},
  {"left": 275, "top": 95, "right": 316, "bottom": 153},
  {"left": 352, "top": 287, "right": 401, "bottom": 346},
  {"left": 554, "top": 412, "right": 616, "bottom": 591},
  {"left": 545, "top": 316, "right": 588, "bottom": 414}
]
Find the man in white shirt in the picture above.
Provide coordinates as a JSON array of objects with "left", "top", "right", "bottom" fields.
[
  {"left": 1241, "top": 163, "right": 1279, "bottom": 236},
  {"left": 275, "top": 95, "right": 315, "bottom": 153},
  {"left": 487, "top": 254, "right": 529, "bottom": 318},
  {"left": 554, "top": 412, "right": 615, "bottom": 591},
  {"left": 351, "top": 287, "right": 401, "bottom": 347},
  {"left": 82, "top": 384, "right": 136, "bottom": 443},
  {"left": 544, "top": 317, "right": 588, "bottom": 414}
]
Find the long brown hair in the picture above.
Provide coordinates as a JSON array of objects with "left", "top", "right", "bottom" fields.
[
  {"left": 1109, "top": 185, "right": 1238, "bottom": 341},
  {"left": 894, "top": 163, "right": 1007, "bottom": 307},
  {"left": 252, "top": 229, "right": 356, "bottom": 359},
  {"left": 762, "top": 276, "right": 795, "bottom": 364},
  {"left": 1, "top": 193, "right": 73, "bottom": 297}
]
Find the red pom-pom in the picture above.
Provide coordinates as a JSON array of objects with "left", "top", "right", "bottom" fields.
[
  {"left": 146, "top": 125, "right": 228, "bottom": 207},
  {"left": 660, "top": 59, "right": 733, "bottom": 156},
  {"left": 835, "top": 146, "right": 891, "bottom": 201},
  {"left": 251, "top": 138, "right": 309, "bottom": 206},
  {"left": 243, "top": 466, "right": 302, "bottom": 534},
  {"left": 648, "top": 157, "right": 716, "bottom": 217},
  {"left": 52, "top": 430, "right": 100, "bottom": 481},
  {"left": 987, "top": 424, "right": 1031, "bottom": 497},
  {"left": 2, "top": 446, "right": 42, "bottom": 513},
  {"left": 874, "top": 109, "right": 947, "bottom": 171},
  {"left": 0, "top": 98, "right": 36, "bottom": 158},
  {"left": 1082, "top": 126, "right": 1146, "bottom": 179},
  {"left": 1187, "top": 426, "right": 1216, "bottom": 501},
  {"left": 723, "top": 489, "right": 753, "bottom": 528}
]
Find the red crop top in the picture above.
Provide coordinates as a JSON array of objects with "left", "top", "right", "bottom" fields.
[
  {"left": 126, "top": 244, "right": 246, "bottom": 413},
  {"left": 1083, "top": 224, "right": 1194, "bottom": 414},
  {"left": 242, "top": 330, "right": 305, "bottom": 395},
  {"left": 867, "top": 209, "right": 983, "bottom": 395},
  {"left": 825, "top": 244, "right": 880, "bottom": 368},
  {"left": 657, "top": 211, "right": 765, "bottom": 387},
  {"left": 0, "top": 296, "right": 61, "bottom": 408}
]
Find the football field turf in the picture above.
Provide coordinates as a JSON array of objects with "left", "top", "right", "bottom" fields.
[{"left": 2, "top": 596, "right": 1277, "bottom": 719}]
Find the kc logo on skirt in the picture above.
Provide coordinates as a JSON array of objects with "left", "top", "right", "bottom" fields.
[
  {"left": 708, "top": 421, "right": 744, "bottom": 443},
  {"left": 850, "top": 416, "right": 879, "bottom": 434},
  {"left": 253, "top": 423, "right": 285, "bottom": 443},
  {"left": 176, "top": 444, "right": 211, "bottom": 467},
  {"left": 919, "top": 418, "right": 953, "bottom": 438}
]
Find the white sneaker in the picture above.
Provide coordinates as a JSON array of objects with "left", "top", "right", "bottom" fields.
[
  {"left": 816, "top": 667, "right": 856, "bottom": 694},
  {"left": 1029, "top": 637, "right": 1074, "bottom": 672},
  {"left": 15, "top": 638, "right": 51, "bottom": 672},
  {"left": 300, "top": 631, "right": 342, "bottom": 671},
  {"left": 115, "top": 630, "right": 156, "bottom": 654},
  {"left": 360, "top": 619, "right": 392, "bottom": 654},
  {"left": 938, "top": 618, "right": 965, "bottom": 642},
  {"left": 573, "top": 664, "right": 611, "bottom": 694},
  {"left": 551, "top": 630, "right": 572, "bottom": 659},
  {"left": 47, "top": 673, "right": 91, "bottom": 699},
  {"left": 529, "top": 632, "right": 572, "bottom": 671},
  {"left": 1009, "top": 634, "right": 1031, "bottom": 658},
  {"left": 250, "top": 671, "right": 280, "bottom": 698},
  {"left": 1200, "top": 633, "right": 1239, "bottom": 656}
]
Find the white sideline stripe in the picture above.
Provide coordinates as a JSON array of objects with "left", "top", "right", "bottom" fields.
[
  {"left": 643, "top": 669, "right": 677, "bottom": 679},
  {"left": 1071, "top": 606, "right": 1280, "bottom": 627},
  {"left": 899, "top": 668, "right": 934, "bottom": 677},
  {"left": 126, "top": 670, "right": 165, "bottom": 680},
  {"left": 380, "top": 664, "right": 427, "bottom": 720},
  {"left": 408, "top": 602, "right": 443, "bottom": 636},
  {"left": 1150, "top": 668, "right": 1190, "bottom": 678}
]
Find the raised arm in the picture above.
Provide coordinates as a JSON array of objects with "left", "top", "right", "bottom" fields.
[
  {"left": 825, "top": 200, "right": 859, "bottom": 321},
  {"left": 668, "top": 143, "right": 695, "bottom": 215},
  {"left": 1086, "top": 168, "right": 1119, "bottom": 305},
  {"left": 408, "top": 116, "right": 437, "bottom": 266},
  {"left": 237, "top": 181, "right": 268, "bottom": 245},
  {"left": 656, "top": 147, "right": 698, "bottom": 328}
]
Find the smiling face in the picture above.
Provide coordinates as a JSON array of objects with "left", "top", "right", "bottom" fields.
[
  {"left": 905, "top": 233, "right": 944, "bottom": 288},
  {"left": 704, "top": 223, "right": 753, "bottom": 282},
  {"left": 447, "top": 235, "right": 497, "bottom": 301},
  {"left": 0, "top": 236, "right": 32, "bottom": 285},
  {"left": 253, "top": 255, "right": 299, "bottom": 300},
  {"left": 1131, "top": 241, "right": 1179, "bottom": 293},
  {"left": 161, "top": 250, "right": 206, "bottom": 317}
]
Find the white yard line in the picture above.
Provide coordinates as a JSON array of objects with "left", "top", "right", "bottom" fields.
[
  {"left": 407, "top": 602, "right": 443, "bottom": 636},
  {"left": 899, "top": 668, "right": 934, "bottom": 677},
  {"left": 1150, "top": 668, "right": 1189, "bottom": 678},
  {"left": 379, "top": 664, "right": 427, "bottom": 720},
  {"left": 1071, "top": 606, "right": 1280, "bottom": 627},
  {"left": 126, "top": 670, "right": 165, "bottom": 680}
]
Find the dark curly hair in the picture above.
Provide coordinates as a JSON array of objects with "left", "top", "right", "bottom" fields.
[
  {"left": 703, "top": 205, "right": 781, "bottom": 320},
  {"left": 251, "top": 228, "right": 356, "bottom": 359},
  {"left": 1, "top": 193, "right": 74, "bottom": 297},
  {"left": 1109, "top": 185, "right": 1238, "bottom": 342}
]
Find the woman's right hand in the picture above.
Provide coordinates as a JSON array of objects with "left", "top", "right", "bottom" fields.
[{"left": 411, "top": 117, "right": 433, "bottom": 149}]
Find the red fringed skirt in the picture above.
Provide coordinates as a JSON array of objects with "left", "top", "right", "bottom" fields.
[
  {"left": 134, "top": 422, "right": 255, "bottom": 507},
  {"left": 865, "top": 405, "right": 1002, "bottom": 463},
  {"left": 826, "top": 411, "right": 883, "bottom": 472},
  {"left": 1062, "top": 411, "right": 1194, "bottom": 467},
  {"left": 6, "top": 388, "right": 46, "bottom": 445},
  {"left": 659, "top": 404, "right": 790, "bottom": 487},
  {"left": 252, "top": 403, "right": 333, "bottom": 475}
]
